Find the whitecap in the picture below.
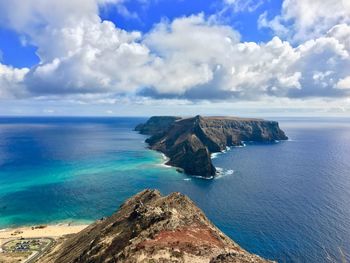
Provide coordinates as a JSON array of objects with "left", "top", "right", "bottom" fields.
[
  {"left": 233, "top": 143, "right": 246, "bottom": 148},
  {"left": 215, "top": 168, "right": 235, "bottom": 179},
  {"left": 226, "top": 169, "right": 234, "bottom": 175},
  {"left": 211, "top": 152, "right": 221, "bottom": 159},
  {"left": 216, "top": 167, "right": 223, "bottom": 173},
  {"left": 192, "top": 175, "right": 214, "bottom": 180},
  {"left": 161, "top": 153, "right": 168, "bottom": 161},
  {"left": 157, "top": 153, "right": 172, "bottom": 168},
  {"left": 159, "top": 163, "right": 173, "bottom": 168}
]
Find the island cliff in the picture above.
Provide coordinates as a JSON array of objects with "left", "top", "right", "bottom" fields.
[
  {"left": 42, "top": 190, "right": 273, "bottom": 263},
  {"left": 136, "top": 116, "right": 288, "bottom": 178}
]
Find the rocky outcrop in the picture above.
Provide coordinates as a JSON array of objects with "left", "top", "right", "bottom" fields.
[
  {"left": 42, "top": 190, "right": 273, "bottom": 263},
  {"left": 135, "top": 116, "right": 182, "bottom": 135},
  {"left": 136, "top": 116, "right": 288, "bottom": 178}
]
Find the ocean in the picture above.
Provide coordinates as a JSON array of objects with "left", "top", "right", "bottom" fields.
[{"left": 0, "top": 117, "right": 349, "bottom": 262}]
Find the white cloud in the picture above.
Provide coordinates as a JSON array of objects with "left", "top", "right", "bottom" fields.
[
  {"left": 142, "top": 14, "right": 240, "bottom": 94},
  {"left": 337, "top": 76, "right": 350, "bottom": 89},
  {"left": 0, "top": 64, "right": 29, "bottom": 99},
  {"left": 0, "top": 0, "right": 157, "bottom": 95},
  {"left": 259, "top": 0, "right": 350, "bottom": 42},
  {"left": 143, "top": 19, "right": 350, "bottom": 100},
  {"left": 25, "top": 18, "right": 153, "bottom": 95},
  {"left": 0, "top": 0, "right": 349, "bottom": 105}
]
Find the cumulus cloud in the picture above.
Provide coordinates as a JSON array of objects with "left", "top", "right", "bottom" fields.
[
  {"left": 142, "top": 17, "right": 350, "bottom": 100},
  {"left": 142, "top": 14, "right": 240, "bottom": 95},
  {"left": 0, "top": 63, "right": 29, "bottom": 98},
  {"left": 25, "top": 19, "right": 153, "bottom": 95},
  {"left": 258, "top": 0, "right": 350, "bottom": 42},
  {"left": 0, "top": 0, "right": 349, "bottom": 103},
  {"left": 0, "top": 0, "right": 156, "bottom": 97}
]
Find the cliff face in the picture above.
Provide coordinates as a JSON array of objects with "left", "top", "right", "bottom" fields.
[
  {"left": 137, "top": 116, "right": 288, "bottom": 178},
  {"left": 42, "top": 190, "right": 273, "bottom": 263}
]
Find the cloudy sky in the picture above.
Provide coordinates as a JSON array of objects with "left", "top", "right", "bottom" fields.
[{"left": 0, "top": 0, "right": 349, "bottom": 116}]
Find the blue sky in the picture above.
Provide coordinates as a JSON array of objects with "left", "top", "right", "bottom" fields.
[
  {"left": 1, "top": 0, "right": 284, "bottom": 68},
  {"left": 0, "top": 0, "right": 349, "bottom": 116},
  {"left": 0, "top": 28, "right": 39, "bottom": 67},
  {"left": 100, "top": 0, "right": 282, "bottom": 41}
]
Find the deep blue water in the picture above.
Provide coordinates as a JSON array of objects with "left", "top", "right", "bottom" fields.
[{"left": 0, "top": 117, "right": 349, "bottom": 262}]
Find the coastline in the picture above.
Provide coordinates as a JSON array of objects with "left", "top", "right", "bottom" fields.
[
  {"left": 0, "top": 223, "right": 89, "bottom": 263},
  {"left": 138, "top": 116, "right": 287, "bottom": 177},
  {"left": 157, "top": 152, "right": 176, "bottom": 170},
  {"left": 0, "top": 223, "right": 89, "bottom": 242}
]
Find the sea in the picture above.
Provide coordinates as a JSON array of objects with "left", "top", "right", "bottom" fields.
[{"left": 0, "top": 117, "right": 349, "bottom": 262}]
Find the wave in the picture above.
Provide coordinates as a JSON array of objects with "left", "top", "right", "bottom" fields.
[
  {"left": 211, "top": 152, "right": 222, "bottom": 159},
  {"left": 233, "top": 143, "right": 246, "bottom": 148},
  {"left": 161, "top": 153, "right": 168, "bottom": 161},
  {"left": 157, "top": 153, "right": 173, "bottom": 168},
  {"left": 211, "top": 143, "right": 247, "bottom": 159},
  {"left": 215, "top": 167, "right": 235, "bottom": 179},
  {"left": 192, "top": 175, "right": 215, "bottom": 180},
  {"left": 158, "top": 163, "right": 172, "bottom": 169},
  {"left": 211, "top": 146, "right": 234, "bottom": 159}
]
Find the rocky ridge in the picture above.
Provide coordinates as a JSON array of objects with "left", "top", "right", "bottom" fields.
[
  {"left": 41, "top": 190, "right": 273, "bottom": 263},
  {"left": 136, "top": 115, "right": 288, "bottom": 177}
]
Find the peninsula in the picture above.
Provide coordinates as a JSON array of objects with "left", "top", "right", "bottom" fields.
[
  {"left": 136, "top": 116, "right": 288, "bottom": 178},
  {"left": 42, "top": 189, "right": 273, "bottom": 263}
]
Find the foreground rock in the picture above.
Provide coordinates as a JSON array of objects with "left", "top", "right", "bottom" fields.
[
  {"left": 136, "top": 116, "right": 288, "bottom": 178},
  {"left": 42, "top": 190, "right": 273, "bottom": 263}
]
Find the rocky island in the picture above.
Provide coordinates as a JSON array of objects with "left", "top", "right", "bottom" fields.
[
  {"left": 136, "top": 116, "right": 288, "bottom": 178},
  {"left": 41, "top": 189, "right": 272, "bottom": 263}
]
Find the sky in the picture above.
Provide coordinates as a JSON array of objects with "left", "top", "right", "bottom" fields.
[{"left": 0, "top": 0, "right": 349, "bottom": 117}]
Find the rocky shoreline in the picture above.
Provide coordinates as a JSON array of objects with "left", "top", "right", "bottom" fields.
[{"left": 136, "top": 115, "right": 288, "bottom": 178}]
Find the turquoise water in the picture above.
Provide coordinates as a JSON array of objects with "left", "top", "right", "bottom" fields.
[
  {"left": 0, "top": 117, "right": 350, "bottom": 262},
  {"left": 0, "top": 117, "right": 182, "bottom": 227}
]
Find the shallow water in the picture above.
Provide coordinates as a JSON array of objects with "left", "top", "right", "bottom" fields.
[{"left": 0, "top": 117, "right": 349, "bottom": 262}]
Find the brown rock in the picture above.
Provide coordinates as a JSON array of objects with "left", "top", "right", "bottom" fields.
[
  {"left": 137, "top": 115, "right": 288, "bottom": 177},
  {"left": 41, "top": 190, "right": 274, "bottom": 263}
]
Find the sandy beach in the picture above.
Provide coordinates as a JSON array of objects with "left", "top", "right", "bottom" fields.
[
  {"left": 0, "top": 224, "right": 88, "bottom": 241},
  {"left": 0, "top": 224, "right": 89, "bottom": 262}
]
